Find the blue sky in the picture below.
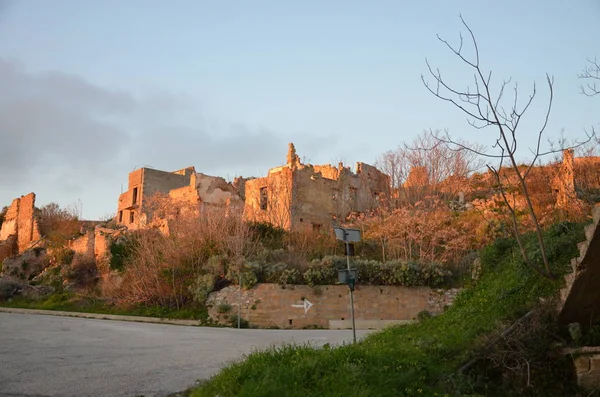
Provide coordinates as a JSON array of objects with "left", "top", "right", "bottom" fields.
[{"left": 0, "top": 0, "right": 598, "bottom": 219}]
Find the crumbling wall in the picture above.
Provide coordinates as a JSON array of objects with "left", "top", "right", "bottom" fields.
[
  {"left": 117, "top": 167, "right": 194, "bottom": 230},
  {"left": 0, "top": 198, "right": 18, "bottom": 241},
  {"left": 195, "top": 173, "right": 238, "bottom": 206},
  {"left": 0, "top": 193, "right": 41, "bottom": 254},
  {"left": 68, "top": 230, "right": 95, "bottom": 257},
  {"left": 244, "top": 169, "right": 293, "bottom": 229},
  {"left": 117, "top": 166, "right": 244, "bottom": 231},
  {"left": 557, "top": 149, "right": 577, "bottom": 210},
  {"left": 244, "top": 144, "right": 390, "bottom": 231},
  {"left": 559, "top": 205, "right": 600, "bottom": 328},
  {"left": 94, "top": 227, "right": 115, "bottom": 260},
  {"left": 290, "top": 166, "right": 343, "bottom": 230}
]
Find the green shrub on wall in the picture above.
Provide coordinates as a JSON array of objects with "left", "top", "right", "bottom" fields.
[{"left": 246, "top": 255, "right": 450, "bottom": 288}]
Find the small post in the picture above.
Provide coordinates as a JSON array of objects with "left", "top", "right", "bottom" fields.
[
  {"left": 346, "top": 243, "right": 357, "bottom": 344},
  {"left": 238, "top": 270, "right": 241, "bottom": 329},
  {"left": 333, "top": 226, "right": 360, "bottom": 344}
]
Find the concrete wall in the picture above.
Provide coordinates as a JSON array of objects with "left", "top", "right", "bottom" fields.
[{"left": 207, "top": 283, "right": 453, "bottom": 329}]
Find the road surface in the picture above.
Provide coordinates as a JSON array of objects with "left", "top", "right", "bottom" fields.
[{"left": 0, "top": 312, "right": 370, "bottom": 397}]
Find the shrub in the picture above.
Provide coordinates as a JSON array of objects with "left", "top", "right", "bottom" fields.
[
  {"left": 109, "top": 239, "right": 133, "bottom": 272},
  {"left": 229, "top": 315, "right": 249, "bottom": 328},
  {"left": 217, "top": 303, "right": 232, "bottom": 313},
  {"left": 303, "top": 263, "right": 337, "bottom": 286},
  {"left": 278, "top": 268, "right": 302, "bottom": 286},
  {"left": 53, "top": 247, "right": 75, "bottom": 265},
  {"left": 248, "top": 222, "right": 286, "bottom": 250},
  {"left": 62, "top": 254, "right": 98, "bottom": 289},
  {"left": 240, "top": 271, "right": 258, "bottom": 289},
  {"left": 192, "top": 273, "right": 216, "bottom": 303}
]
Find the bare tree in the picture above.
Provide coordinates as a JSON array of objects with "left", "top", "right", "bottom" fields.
[
  {"left": 406, "top": 129, "right": 485, "bottom": 185},
  {"left": 376, "top": 147, "right": 408, "bottom": 191},
  {"left": 421, "top": 16, "right": 592, "bottom": 279},
  {"left": 579, "top": 57, "right": 600, "bottom": 97},
  {"left": 377, "top": 130, "right": 485, "bottom": 205}
]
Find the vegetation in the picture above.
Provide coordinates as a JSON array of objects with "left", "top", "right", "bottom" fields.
[
  {"left": 189, "top": 222, "right": 585, "bottom": 397},
  {"left": 1, "top": 292, "right": 207, "bottom": 320}
]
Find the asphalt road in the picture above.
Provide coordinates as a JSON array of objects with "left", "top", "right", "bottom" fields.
[{"left": 0, "top": 313, "right": 370, "bottom": 397}]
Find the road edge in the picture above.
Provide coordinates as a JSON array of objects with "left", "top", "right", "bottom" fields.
[{"left": 0, "top": 306, "right": 201, "bottom": 326}]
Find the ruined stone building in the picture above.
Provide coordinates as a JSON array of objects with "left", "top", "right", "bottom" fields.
[
  {"left": 243, "top": 143, "right": 390, "bottom": 230},
  {"left": 555, "top": 149, "right": 600, "bottom": 209},
  {"left": 0, "top": 193, "right": 42, "bottom": 262},
  {"left": 116, "top": 166, "right": 244, "bottom": 230}
]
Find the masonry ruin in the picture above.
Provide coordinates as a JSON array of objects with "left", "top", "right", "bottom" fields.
[
  {"left": 555, "top": 149, "right": 600, "bottom": 211},
  {"left": 0, "top": 193, "right": 42, "bottom": 263},
  {"left": 243, "top": 143, "right": 390, "bottom": 230},
  {"left": 116, "top": 166, "right": 244, "bottom": 230}
]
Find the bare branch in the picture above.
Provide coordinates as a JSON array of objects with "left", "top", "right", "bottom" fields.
[
  {"left": 422, "top": 16, "right": 561, "bottom": 279},
  {"left": 579, "top": 57, "right": 600, "bottom": 96}
]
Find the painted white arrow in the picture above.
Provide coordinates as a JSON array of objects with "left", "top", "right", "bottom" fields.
[{"left": 291, "top": 299, "right": 314, "bottom": 314}]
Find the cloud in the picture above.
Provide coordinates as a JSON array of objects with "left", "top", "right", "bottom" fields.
[
  {"left": 0, "top": 59, "right": 133, "bottom": 180},
  {"left": 0, "top": 58, "right": 339, "bottom": 217}
]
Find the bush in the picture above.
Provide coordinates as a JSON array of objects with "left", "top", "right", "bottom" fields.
[
  {"left": 240, "top": 271, "right": 258, "bottom": 289},
  {"left": 109, "top": 239, "right": 133, "bottom": 272},
  {"left": 303, "top": 263, "right": 337, "bottom": 286},
  {"left": 62, "top": 254, "right": 98, "bottom": 289},
  {"left": 53, "top": 247, "right": 75, "bottom": 265},
  {"left": 248, "top": 222, "right": 286, "bottom": 250},
  {"left": 278, "top": 268, "right": 302, "bottom": 286},
  {"left": 192, "top": 273, "right": 216, "bottom": 303},
  {"left": 229, "top": 315, "right": 249, "bottom": 328}
]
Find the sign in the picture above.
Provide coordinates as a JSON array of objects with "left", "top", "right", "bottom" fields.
[
  {"left": 333, "top": 226, "right": 361, "bottom": 243},
  {"left": 292, "top": 299, "right": 314, "bottom": 314}
]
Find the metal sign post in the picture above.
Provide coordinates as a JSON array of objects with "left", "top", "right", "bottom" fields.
[{"left": 333, "top": 226, "right": 361, "bottom": 344}]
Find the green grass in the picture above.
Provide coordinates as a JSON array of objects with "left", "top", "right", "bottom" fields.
[
  {"left": 190, "top": 222, "right": 585, "bottom": 397},
  {"left": 0, "top": 293, "right": 208, "bottom": 321}
]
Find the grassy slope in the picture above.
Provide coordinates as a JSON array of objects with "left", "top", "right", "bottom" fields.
[{"left": 191, "top": 222, "right": 585, "bottom": 397}]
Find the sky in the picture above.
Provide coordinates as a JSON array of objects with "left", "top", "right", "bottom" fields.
[{"left": 0, "top": 0, "right": 598, "bottom": 219}]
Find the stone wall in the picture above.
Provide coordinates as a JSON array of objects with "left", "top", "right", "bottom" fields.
[
  {"left": 0, "top": 193, "right": 41, "bottom": 254},
  {"left": 244, "top": 143, "right": 390, "bottom": 231},
  {"left": 244, "top": 169, "right": 294, "bottom": 229},
  {"left": 0, "top": 198, "right": 19, "bottom": 241},
  {"left": 207, "top": 283, "right": 457, "bottom": 329},
  {"left": 559, "top": 205, "right": 600, "bottom": 328},
  {"left": 67, "top": 226, "right": 120, "bottom": 263},
  {"left": 117, "top": 167, "right": 193, "bottom": 230},
  {"left": 117, "top": 166, "right": 242, "bottom": 231},
  {"left": 68, "top": 230, "right": 95, "bottom": 257}
]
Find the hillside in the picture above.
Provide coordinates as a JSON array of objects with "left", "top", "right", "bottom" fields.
[{"left": 189, "top": 222, "right": 587, "bottom": 396}]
